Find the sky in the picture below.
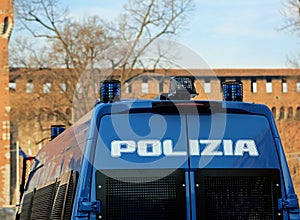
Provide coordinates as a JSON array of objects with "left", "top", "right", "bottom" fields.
[{"left": 28, "top": 0, "right": 300, "bottom": 68}]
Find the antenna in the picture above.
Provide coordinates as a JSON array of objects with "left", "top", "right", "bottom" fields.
[{"left": 162, "top": 76, "right": 198, "bottom": 100}]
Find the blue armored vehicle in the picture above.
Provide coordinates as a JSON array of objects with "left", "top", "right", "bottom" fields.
[{"left": 17, "top": 77, "right": 300, "bottom": 219}]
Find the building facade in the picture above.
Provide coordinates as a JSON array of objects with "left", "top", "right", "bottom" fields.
[
  {"left": 0, "top": 0, "right": 13, "bottom": 206},
  {"left": 9, "top": 68, "right": 300, "bottom": 198}
]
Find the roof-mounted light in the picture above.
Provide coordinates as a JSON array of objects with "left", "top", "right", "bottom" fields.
[
  {"left": 166, "top": 76, "right": 198, "bottom": 100},
  {"left": 51, "top": 125, "right": 65, "bottom": 140},
  {"left": 100, "top": 79, "right": 121, "bottom": 103},
  {"left": 222, "top": 81, "right": 243, "bottom": 101}
]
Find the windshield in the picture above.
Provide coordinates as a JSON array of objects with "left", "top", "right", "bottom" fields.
[{"left": 93, "top": 112, "right": 280, "bottom": 170}]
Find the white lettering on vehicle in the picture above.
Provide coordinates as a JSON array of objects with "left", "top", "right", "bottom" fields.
[
  {"left": 111, "top": 139, "right": 259, "bottom": 157},
  {"left": 200, "top": 140, "right": 222, "bottom": 156}
]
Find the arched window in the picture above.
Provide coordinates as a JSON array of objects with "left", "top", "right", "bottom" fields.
[
  {"left": 2, "top": 17, "right": 8, "bottom": 35},
  {"left": 279, "top": 107, "right": 284, "bottom": 120},
  {"left": 271, "top": 107, "right": 276, "bottom": 119},
  {"left": 296, "top": 107, "right": 300, "bottom": 120},
  {"left": 287, "top": 107, "right": 293, "bottom": 119},
  {"left": 2, "top": 16, "right": 13, "bottom": 39}
]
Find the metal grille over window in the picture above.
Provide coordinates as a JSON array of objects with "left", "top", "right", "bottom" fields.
[
  {"left": 19, "top": 171, "right": 78, "bottom": 220},
  {"left": 195, "top": 169, "right": 282, "bottom": 220},
  {"left": 19, "top": 192, "right": 34, "bottom": 220},
  {"left": 64, "top": 171, "right": 78, "bottom": 219},
  {"left": 96, "top": 169, "right": 186, "bottom": 220},
  {"left": 30, "top": 182, "right": 58, "bottom": 219},
  {"left": 50, "top": 171, "right": 78, "bottom": 220}
]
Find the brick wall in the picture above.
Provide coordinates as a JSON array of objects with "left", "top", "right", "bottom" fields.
[{"left": 0, "top": 0, "right": 13, "bottom": 207}]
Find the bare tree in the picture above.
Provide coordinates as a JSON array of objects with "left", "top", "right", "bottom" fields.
[
  {"left": 13, "top": 0, "right": 194, "bottom": 76},
  {"left": 11, "top": 9, "right": 110, "bottom": 122},
  {"left": 10, "top": 0, "right": 194, "bottom": 128},
  {"left": 107, "top": 0, "right": 194, "bottom": 82},
  {"left": 9, "top": 37, "right": 53, "bottom": 69},
  {"left": 281, "top": 0, "right": 300, "bottom": 33},
  {"left": 281, "top": 0, "right": 300, "bottom": 67}
]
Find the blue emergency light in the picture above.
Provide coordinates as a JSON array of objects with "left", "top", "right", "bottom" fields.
[
  {"left": 51, "top": 125, "right": 66, "bottom": 140},
  {"left": 100, "top": 80, "right": 121, "bottom": 103},
  {"left": 223, "top": 81, "right": 243, "bottom": 101}
]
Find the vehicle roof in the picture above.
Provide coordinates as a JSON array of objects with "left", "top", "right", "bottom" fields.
[{"left": 93, "top": 99, "right": 278, "bottom": 136}]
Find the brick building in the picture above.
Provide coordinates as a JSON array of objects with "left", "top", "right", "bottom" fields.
[
  {"left": 0, "top": 0, "right": 13, "bottom": 207},
  {"left": 9, "top": 68, "right": 77, "bottom": 155},
  {"left": 8, "top": 67, "right": 300, "bottom": 198}
]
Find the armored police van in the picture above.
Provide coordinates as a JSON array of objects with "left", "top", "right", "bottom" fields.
[{"left": 17, "top": 77, "right": 300, "bottom": 219}]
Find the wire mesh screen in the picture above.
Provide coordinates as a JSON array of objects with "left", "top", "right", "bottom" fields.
[
  {"left": 19, "top": 170, "right": 77, "bottom": 220},
  {"left": 19, "top": 191, "right": 34, "bottom": 220},
  {"left": 50, "top": 170, "right": 78, "bottom": 220},
  {"left": 31, "top": 182, "right": 58, "bottom": 220},
  {"left": 63, "top": 171, "right": 78, "bottom": 219},
  {"left": 96, "top": 169, "right": 186, "bottom": 220},
  {"left": 195, "top": 169, "right": 282, "bottom": 220},
  {"left": 23, "top": 157, "right": 35, "bottom": 190},
  {"left": 51, "top": 184, "right": 67, "bottom": 219}
]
